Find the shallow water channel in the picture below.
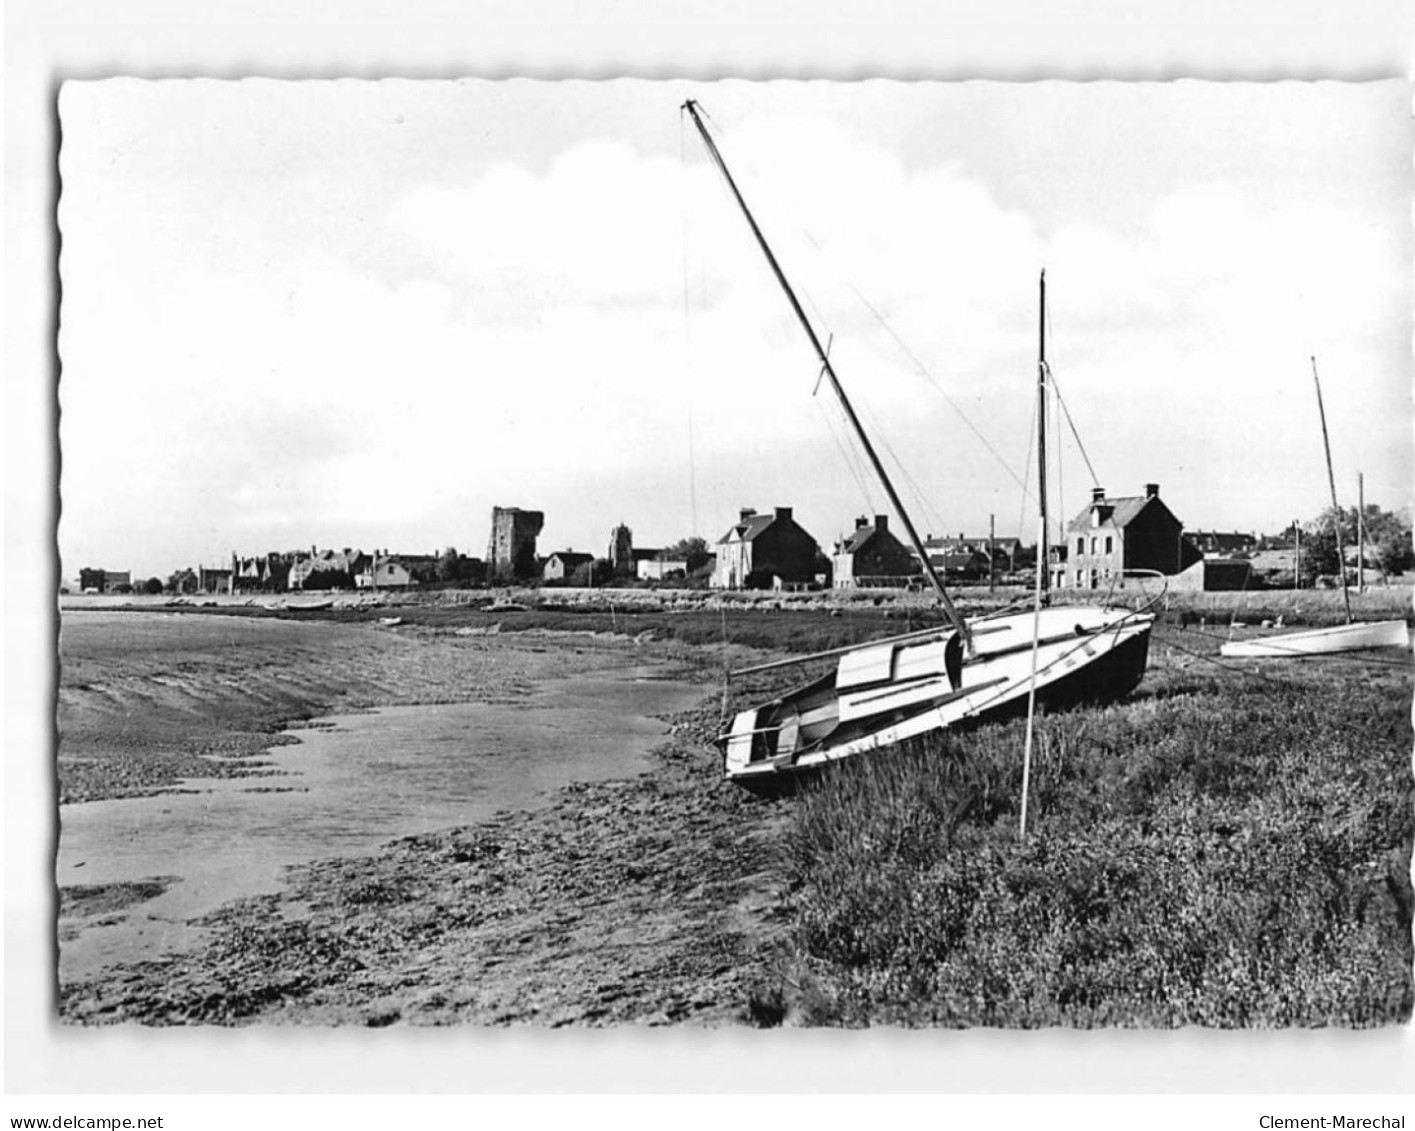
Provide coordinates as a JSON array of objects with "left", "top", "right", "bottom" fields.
[{"left": 57, "top": 663, "right": 705, "bottom": 981}]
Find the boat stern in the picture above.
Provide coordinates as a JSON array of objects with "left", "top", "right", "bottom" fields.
[{"left": 721, "top": 706, "right": 763, "bottom": 777}]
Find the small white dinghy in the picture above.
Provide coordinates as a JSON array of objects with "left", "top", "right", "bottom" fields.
[
  {"left": 1220, "top": 359, "right": 1411, "bottom": 662},
  {"left": 1220, "top": 619, "right": 1409, "bottom": 658}
]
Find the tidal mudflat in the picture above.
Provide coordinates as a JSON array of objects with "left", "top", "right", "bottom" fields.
[{"left": 57, "top": 608, "right": 790, "bottom": 1024}]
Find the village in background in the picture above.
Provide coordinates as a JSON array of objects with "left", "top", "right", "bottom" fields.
[{"left": 65, "top": 483, "right": 1415, "bottom": 600}]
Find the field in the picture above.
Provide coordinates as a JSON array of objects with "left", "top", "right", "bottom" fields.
[{"left": 55, "top": 590, "right": 1413, "bottom": 1026}]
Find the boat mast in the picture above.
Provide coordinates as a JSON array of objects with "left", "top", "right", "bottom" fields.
[
  {"left": 1037, "top": 270, "right": 1050, "bottom": 604},
  {"left": 683, "top": 100, "right": 972, "bottom": 649},
  {"left": 1310, "top": 356, "right": 1353, "bottom": 624}
]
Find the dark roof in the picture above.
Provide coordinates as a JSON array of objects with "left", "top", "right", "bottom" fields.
[
  {"left": 718, "top": 512, "right": 778, "bottom": 545},
  {"left": 1065, "top": 494, "right": 1153, "bottom": 532},
  {"left": 547, "top": 551, "right": 593, "bottom": 567},
  {"left": 839, "top": 522, "right": 887, "bottom": 555}
]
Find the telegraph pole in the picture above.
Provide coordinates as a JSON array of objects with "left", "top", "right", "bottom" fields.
[
  {"left": 989, "top": 513, "right": 996, "bottom": 592},
  {"left": 1358, "top": 471, "right": 1365, "bottom": 594}
]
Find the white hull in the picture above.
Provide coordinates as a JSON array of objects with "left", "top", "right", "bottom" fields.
[
  {"left": 723, "top": 605, "right": 1153, "bottom": 793},
  {"left": 1219, "top": 619, "right": 1410, "bottom": 658}
]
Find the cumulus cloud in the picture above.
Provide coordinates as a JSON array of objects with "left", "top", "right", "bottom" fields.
[{"left": 55, "top": 82, "right": 1410, "bottom": 575}]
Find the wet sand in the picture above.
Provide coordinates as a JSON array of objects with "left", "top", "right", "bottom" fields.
[{"left": 57, "top": 609, "right": 792, "bottom": 1025}]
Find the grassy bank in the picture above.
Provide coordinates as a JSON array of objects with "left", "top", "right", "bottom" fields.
[{"left": 776, "top": 633, "right": 1413, "bottom": 1027}]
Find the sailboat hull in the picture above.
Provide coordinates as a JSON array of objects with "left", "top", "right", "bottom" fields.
[
  {"left": 722, "top": 606, "right": 1153, "bottom": 797},
  {"left": 1219, "top": 619, "right": 1410, "bottom": 658}
]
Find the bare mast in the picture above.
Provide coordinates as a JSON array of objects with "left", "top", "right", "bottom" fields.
[
  {"left": 683, "top": 100, "right": 972, "bottom": 649},
  {"left": 1310, "top": 356, "right": 1353, "bottom": 624},
  {"left": 1037, "top": 270, "right": 1050, "bottom": 604}
]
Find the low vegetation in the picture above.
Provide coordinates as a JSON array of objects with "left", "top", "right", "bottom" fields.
[{"left": 775, "top": 637, "right": 1413, "bottom": 1027}]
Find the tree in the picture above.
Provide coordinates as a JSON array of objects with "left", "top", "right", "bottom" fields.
[
  {"left": 142, "top": 577, "right": 164, "bottom": 595},
  {"left": 664, "top": 536, "right": 713, "bottom": 573},
  {"left": 1298, "top": 504, "right": 1413, "bottom": 583},
  {"left": 437, "top": 546, "right": 461, "bottom": 584},
  {"left": 1373, "top": 523, "right": 1415, "bottom": 576},
  {"left": 570, "top": 557, "right": 613, "bottom": 587}
]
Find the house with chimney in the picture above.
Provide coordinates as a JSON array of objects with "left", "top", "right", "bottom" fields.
[
  {"left": 711, "top": 506, "right": 819, "bottom": 590},
  {"left": 1054, "top": 483, "right": 1201, "bottom": 590},
  {"left": 832, "top": 514, "right": 918, "bottom": 589}
]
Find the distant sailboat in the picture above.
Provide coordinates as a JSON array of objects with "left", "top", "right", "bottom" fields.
[
  {"left": 683, "top": 102, "right": 1154, "bottom": 795},
  {"left": 1221, "top": 357, "right": 1409, "bottom": 659}
]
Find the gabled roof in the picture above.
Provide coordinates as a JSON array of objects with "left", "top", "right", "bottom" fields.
[
  {"left": 718, "top": 512, "right": 777, "bottom": 545},
  {"left": 838, "top": 522, "right": 889, "bottom": 556},
  {"left": 546, "top": 550, "right": 593, "bottom": 567},
  {"left": 1065, "top": 494, "right": 1154, "bottom": 532}
]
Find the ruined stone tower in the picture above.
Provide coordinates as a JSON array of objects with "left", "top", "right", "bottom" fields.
[
  {"left": 486, "top": 506, "right": 545, "bottom": 583},
  {"left": 608, "top": 523, "right": 634, "bottom": 577}
]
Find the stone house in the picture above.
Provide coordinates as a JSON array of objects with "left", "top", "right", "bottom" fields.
[
  {"left": 1055, "top": 483, "right": 1201, "bottom": 591},
  {"left": 711, "top": 507, "right": 819, "bottom": 590},
  {"left": 832, "top": 514, "right": 917, "bottom": 588}
]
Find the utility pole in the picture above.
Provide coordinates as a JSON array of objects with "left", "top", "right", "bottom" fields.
[
  {"left": 1294, "top": 521, "right": 1301, "bottom": 590},
  {"left": 989, "top": 513, "right": 996, "bottom": 592},
  {"left": 1358, "top": 471, "right": 1366, "bottom": 595}
]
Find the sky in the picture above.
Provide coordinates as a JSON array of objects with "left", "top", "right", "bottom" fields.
[{"left": 56, "top": 79, "right": 1412, "bottom": 580}]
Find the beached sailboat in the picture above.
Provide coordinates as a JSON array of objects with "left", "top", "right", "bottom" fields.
[
  {"left": 683, "top": 102, "right": 1154, "bottom": 795},
  {"left": 1220, "top": 358, "right": 1409, "bottom": 660}
]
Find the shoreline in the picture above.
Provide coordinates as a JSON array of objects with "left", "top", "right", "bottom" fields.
[
  {"left": 59, "top": 695, "right": 795, "bottom": 1027},
  {"left": 57, "top": 610, "right": 796, "bottom": 1025}
]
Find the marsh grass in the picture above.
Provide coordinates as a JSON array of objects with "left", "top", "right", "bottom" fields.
[{"left": 782, "top": 640, "right": 1413, "bottom": 1027}]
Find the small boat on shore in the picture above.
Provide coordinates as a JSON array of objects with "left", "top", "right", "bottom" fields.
[
  {"left": 265, "top": 597, "right": 335, "bottom": 612},
  {"left": 1220, "top": 358, "right": 1410, "bottom": 662},
  {"left": 683, "top": 102, "right": 1153, "bottom": 796},
  {"left": 288, "top": 598, "right": 336, "bottom": 612},
  {"left": 1220, "top": 618, "right": 1409, "bottom": 658}
]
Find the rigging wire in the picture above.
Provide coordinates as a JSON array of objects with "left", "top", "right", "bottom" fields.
[
  {"left": 1049, "top": 371, "right": 1102, "bottom": 490},
  {"left": 799, "top": 231, "right": 1032, "bottom": 500},
  {"left": 1016, "top": 390, "right": 1038, "bottom": 552},
  {"left": 1051, "top": 364, "right": 1064, "bottom": 553},
  {"left": 679, "top": 114, "right": 701, "bottom": 539},
  {"left": 815, "top": 393, "right": 880, "bottom": 519}
]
